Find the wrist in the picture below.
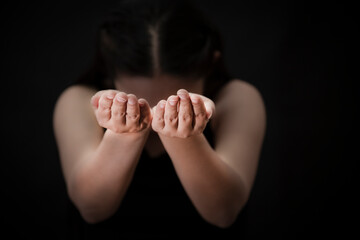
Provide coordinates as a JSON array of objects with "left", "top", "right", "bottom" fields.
[
  {"left": 105, "top": 127, "right": 150, "bottom": 143},
  {"left": 158, "top": 132, "right": 205, "bottom": 146}
]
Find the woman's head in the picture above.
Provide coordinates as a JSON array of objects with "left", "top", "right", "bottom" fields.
[{"left": 79, "top": 0, "right": 229, "bottom": 93}]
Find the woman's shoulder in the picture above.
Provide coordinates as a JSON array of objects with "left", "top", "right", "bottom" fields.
[
  {"left": 53, "top": 84, "right": 98, "bottom": 123},
  {"left": 216, "top": 79, "right": 264, "bottom": 106},
  {"left": 56, "top": 84, "right": 98, "bottom": 103},
  {"left": 55, "top": 84, "right": 98, "bottom": 109},
  {"left": 211, "top": 78, "right": 266, "bottom": 131}
]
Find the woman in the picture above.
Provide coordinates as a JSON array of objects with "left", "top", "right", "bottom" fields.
[{"left": 53, "top": 0, "right": 266, "bottom": 238}]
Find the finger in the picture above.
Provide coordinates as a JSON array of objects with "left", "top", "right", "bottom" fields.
[
  {"left": 126, "top": 94, "right": 140, "bottom": 128},
  {"left": 164, "top": 95, "right": 179, "bottom": 129},
  {"left": 152, "top": 100, "right": 166, "bottom": 131},
  {"left": 190, "top": 95, "right": 208, "bottom": 133},
  {"left": 138, "top": 98, "right": 152, "bottom": 130},
  {"left": 189, "top": 93, "right": 215, "bottom": 119},
  {"left": 91, "top": 90, "right": 108, "bottom": 109},
  {"left": 177, "top": 89, "right": 193, "bottom": 135},
  {"left": 204, "top": 101, "right": 215, "bottom": 119},
  {"left": 91, "top": 95, "right": 100, "bottom": 109},
  {"left": 112, "top": 92, "right": 128, "bottom": 126},
  {"left": 98, "top": 91, "right": 117, "bottom": 122}
]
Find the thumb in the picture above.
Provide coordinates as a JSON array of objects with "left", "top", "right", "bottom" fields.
[
  {"left": 204, "top": 101, "right": 215, "bottom": 119},
  {"left": 189, "top": 93, "right": 215, "bottom": 119},
  {"left": 138, "top": 98, "right": 153, "bottom": 123}
]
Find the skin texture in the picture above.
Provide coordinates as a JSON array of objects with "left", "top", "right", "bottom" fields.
[{"left": 53, "top": 75, "right": 266, "bottom": 227}]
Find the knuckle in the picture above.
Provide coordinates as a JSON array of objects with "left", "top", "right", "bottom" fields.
[
  {"left": 127, "top": 113, "right": 140, "bottom": 121},
  {"left": 180, "top": 113, "right": 193, "bottom": 122},
  {"left": 165, "top": 114, "right": 178, "bottom": 123},
  {"left": 195, "top": 111, "right": 207, "bottom": 119},
  {"left": 113, "top": 109, "right": 126, "bottom": 119},
  {"left": 155, "top": 116, "right": 164, "bottom": 123},
  {"left": 119, "top": 112, "right": 126, "bottom": 118}
]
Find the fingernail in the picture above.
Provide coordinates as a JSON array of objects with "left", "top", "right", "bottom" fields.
[
  {"left": 169, "top": 100, "right": 177, "bottom": 106},
  {"left": 177, "top": 90, "right": 188, "bottom": 100},
  {"left": 190, "top": 97, "right": 199, "bottom": 104},
  {"left": 106, "top": 94, "right": 114, "bottom": 100},
  {"left": 169, "top": 97, "right": 178, "bottom": 106},
  {"left": 128, "top": 97, "right": 136, "bottom": 105},
  {"left": 138, "top": 99, "right": 147, "bottom": 107},
  {"left": 116, "top": 95, "right": 127, "bottom": 102},
  {"left": 159, "top": 101, "right": 165, "bottom": 108},
  {"left": 178, "top": 93, "right": 188, "bottom": 100}
]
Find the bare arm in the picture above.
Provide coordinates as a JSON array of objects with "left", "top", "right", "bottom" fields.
[
  {"left": 53, "top": 85, "right": 151, "bottom": 223},
  {"left": 152, "top": 80, "right": 266, "bottom": 228}
]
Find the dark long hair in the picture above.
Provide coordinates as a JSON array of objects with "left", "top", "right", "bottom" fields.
[{"left": 77, "top": 0, "right": 231, "bottom": 99}]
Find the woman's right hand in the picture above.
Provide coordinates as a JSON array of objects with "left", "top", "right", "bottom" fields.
[{"left": 90, "top": 90, "right": 152, "bottom": 134}]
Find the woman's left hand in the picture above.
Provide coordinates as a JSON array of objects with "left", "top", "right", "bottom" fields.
[{"left": 152, "top": 89, "right": 215, "bottom": 138}]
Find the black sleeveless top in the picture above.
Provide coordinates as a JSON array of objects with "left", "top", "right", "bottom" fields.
[{"left": 64, "top": 79, "right": 249, "bottom": 239}]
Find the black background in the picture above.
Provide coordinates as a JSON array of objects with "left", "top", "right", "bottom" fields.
[{"left": 1, "top": 0, "right": 356, "bottom": 239}]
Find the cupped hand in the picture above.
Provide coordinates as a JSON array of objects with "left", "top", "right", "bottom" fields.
[
  {"left": 151, "top": 89, "right": 215, "bottom": 138},
  {"left": 91, "top": 90, "right": 152, "bottom": 134}
]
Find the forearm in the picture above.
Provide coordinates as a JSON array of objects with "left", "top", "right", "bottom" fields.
[
  {"left": 159, "top": 133, "right": 246, "bottom": 228},
  {"left": 69, "top": 129, "right": 149, "bottom": 223}
]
